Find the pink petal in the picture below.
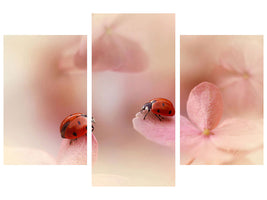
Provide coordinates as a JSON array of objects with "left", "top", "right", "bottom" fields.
[
  {"left": 57, "top": 135, "right": 87, "bottom": 165},
  {"left": 184, "top": 140, "right": 234, "bottom": 165},
  {"left": 219, "top": 43, "right": 263, "bottom": 78},
  {"left": 92, "top": 29, "right": 148, "bottom": 72},
  {"left": 222, "top": 147, "right": 263, "bottom": 165},
  {"left": 214, "top": 44, "right": 263, "bottom": 115},
  {"left": 180, "top": 116, "right": 200, "bottom": 165},
  {"left": 187, "top": 82, "right": 223, "bottom": 130},
  {"left": 219, "top": 48, "right": 247, "bottom": 74},
  {"left": 4, "top": 147, "right": 56, "bottom": 165},
  {"left": 220, "top": 79, "right": 263, "bottom": 115},
  {"left": 58, "top": 36, "right": 87, "bottom": 73},
  {"left": 182, "top": 136, "right": 234, "bottom": 165},
  {"left": 74, "top": 36, "right": 87, "bottom": 68},
  {"left": 211, "top": 118, "right": 263, "bottom": 151},
  {"left": 92, "top": 134, "right": 98, "bottom": 164},
  {"left": 132, "top": 112, "right": 175, "bottom": 148},
  {"left": 180, "top": 115, "right": 233, "bottom": 164},
  {"left": 180, "top": 115, "right": 201, "bottom": 147}
]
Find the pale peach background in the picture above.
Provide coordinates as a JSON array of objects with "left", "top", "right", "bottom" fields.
[
  {"left": 180, "top": 35, "right": 263, "bottom": 165},
  {"left": 92, "top": 14, "right": 175, "bottom": 186},
  {"left": 4, "top": 35, "right": 87, "bottom": 162}
]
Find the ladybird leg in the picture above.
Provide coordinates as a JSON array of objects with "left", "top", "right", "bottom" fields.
[
  {"left": 92, "top": 125, "right": 94, "bottom": 132},
  {"left": 159, "top": 115, "right": 164, "bottom": 120},
  {"left": 69, "top": 138, "right": 77, "bottom": 145},
  {"left": 154, "top": 113, "right": 162, "bottom": 121},
  {"left": 143, "top": 110, "right": 150, "bottom": 120}
]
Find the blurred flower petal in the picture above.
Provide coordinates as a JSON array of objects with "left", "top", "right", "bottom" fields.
[
  {"left": 220, "top": 48, "right": 247, "bottom": 74},
  {"left": 180, "top": 116, "right": 234, "bottom": 164},
  {"left": 92, "top": 28, "right": 148, "bottom": 72},
  {"left": 74, "top": 36, "right": 87, "bottom": 68},
  {"left": 58, "top": 36, "right": 87, "bottom": 73},
  {"left": 4, "top": 147, "right": 56, "bottom": 165},
  {"left": 215, "top": 45, "right": 263, "bottom": 115},
  {"left": 187, "top": 82, "right": 223, "bottom": 130},
  {"left": 132, "top": 112, "right": 175, "bottom": 147},
  {"left": 57, "top": 135, "right": 87, "bottom": 165},
  {"left": 222, "top": 147, "right": 263, "bottom": 165},
  {"left": 211, "top": 118, "right": 263, "bottom": 151},
  {"left": 186, "top": 139, "right": 234, "bottom": 165},
  {"left": 180, "top": 115, "right": 201, "bottom": 146}
]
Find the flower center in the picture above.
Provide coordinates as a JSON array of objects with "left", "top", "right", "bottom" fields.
[
  {"left": 105, "top": 27, "right": 112, "bottom": 35},
  {"left": 202, "top": 129, "right": 211, "bottom": 136},
  {"left": 243, "top": 72, "right": 249, "bottom": 79}
]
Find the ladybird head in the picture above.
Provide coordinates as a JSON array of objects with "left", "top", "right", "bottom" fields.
[{"left": 140, "top": 101, "right": 152, "bottom": 112}]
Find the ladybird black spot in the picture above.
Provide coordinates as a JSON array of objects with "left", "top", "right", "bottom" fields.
[
  {"left": 73, "top": 132, "right": 77, "bottom": 136},
  {"left": 169, "top": 110, "right": 172, "bottom": 114},
  {"left": 86, "top": 126, "right": 87, "bottom": 130},
  {"left": 78, "top": 121, "right": 81, "bottom": 125},
  {"left": 162, "top": 103, "right": 165, "bottom": 106},
  {"left": 157, "top": 109, "right": 160, "bottom": 113}
]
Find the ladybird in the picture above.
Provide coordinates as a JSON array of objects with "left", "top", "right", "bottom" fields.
[
  {"left": 60, "top": 113, "right": 87, "bottom": 140},
  {"left": 140, "top": 98, "right": 175, "bottom": 121}
]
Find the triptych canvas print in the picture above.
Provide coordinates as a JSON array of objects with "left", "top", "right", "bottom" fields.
[{"left": 2, "top": 14, "right": 263, "bottom": 187}]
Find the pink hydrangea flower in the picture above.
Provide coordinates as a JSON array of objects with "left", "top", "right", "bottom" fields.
[
  {"left": 92, "top": 25, "right": 148, "bottom": 72},
  {"left": 58, "top": 36, "right": 87, "bottom": 73},
  {"left": 214, "top": 43, "right": 263, "bottom": 116},
  {"left": 181, "top": 82, "right": 262, "bottom": 165}
]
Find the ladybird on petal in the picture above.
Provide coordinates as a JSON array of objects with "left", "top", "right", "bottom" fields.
[
  {"left": 140, "top": 98, "right": 175, "bottom": 121},
  {"left": 60, "top": 113, "right": 87, "bottom": 140}
]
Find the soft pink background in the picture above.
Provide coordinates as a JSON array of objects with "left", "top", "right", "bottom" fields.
[
  {"left": 180, "top": 35, "right": 263, "bottom": 165},
  {"left": 4, "top": 35, "right": 87, "bottom": 163},
  {"left": 92, "top": 14, "right": 175, "bottom": 186}
]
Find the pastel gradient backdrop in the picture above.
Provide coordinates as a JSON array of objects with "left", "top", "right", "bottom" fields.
[{"left": 92, "top": 14, "right": 175, "bottom": 186}]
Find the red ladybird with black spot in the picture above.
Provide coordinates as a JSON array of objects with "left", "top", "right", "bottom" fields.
[
  {"left": 141, "top": 98, "right": 175, "bottom": 121},
  {"left": 60, "top": 113, "right": 87, "bottom": 139}
]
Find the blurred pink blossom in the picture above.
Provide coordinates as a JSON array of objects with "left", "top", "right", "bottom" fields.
[
  {"left": 213, "top": 44, "right": 263, "bottom": 116},
  {"left": 58, "top": 36, "right": 87, "bottom": 73},
  {"left": 92, "top": 26, "right": 148, "bottom": 72},
  {"left": 132, "top": 112, "right": 175, "bottom": 148},
  {"left": 181, "top": 82, "right": 263, "bottom": 164}
]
